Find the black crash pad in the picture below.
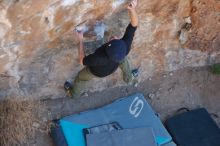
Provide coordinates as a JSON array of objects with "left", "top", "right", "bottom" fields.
[{"left": 165, "top": 108, "right": 220, "bottom": 146}]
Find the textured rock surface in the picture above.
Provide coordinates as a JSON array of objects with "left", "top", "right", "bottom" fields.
[{"left": 0, "top": 0, "right": 219, "bottom": 99}]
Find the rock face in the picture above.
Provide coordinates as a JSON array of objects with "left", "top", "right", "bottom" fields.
[{"left": 0, "top": 0, "right": 219, "bottom": 99}]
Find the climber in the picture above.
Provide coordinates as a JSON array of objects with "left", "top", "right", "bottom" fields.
[{"left": 64, "top": 0, "right": 139, "bottom": 98}]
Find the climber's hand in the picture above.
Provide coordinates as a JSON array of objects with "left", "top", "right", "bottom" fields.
[
  {"left": 109, "top": 36, "right": 119, "bottom": 41},
  {"left": 127, "top": 0, "right": 137, "bottom": 10},
  {"left": 76, "top": 30, "right": 84, "bottom": 42}
]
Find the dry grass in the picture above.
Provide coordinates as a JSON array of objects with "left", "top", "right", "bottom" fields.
[{"left": 0, "top": 98, "right": 45, "bottom": 146}]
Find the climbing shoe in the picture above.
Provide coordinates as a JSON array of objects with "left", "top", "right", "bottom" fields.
[
  {"left": 64, "top": 81, "right": 73, "bottom": 97},
  {"left": 132, "top": 68, "right": 140, "bottom": 78}
]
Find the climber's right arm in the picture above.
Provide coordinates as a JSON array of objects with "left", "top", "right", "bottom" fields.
[{"left": 77, "top": 31, "right": 85, "bottom": 65}]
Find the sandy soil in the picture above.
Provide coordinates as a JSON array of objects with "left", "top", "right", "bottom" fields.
[{"left": 31, "top": 66, "right": 220, "bottom": 146}]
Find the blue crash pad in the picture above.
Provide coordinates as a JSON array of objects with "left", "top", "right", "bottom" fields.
[{"left": 59, "top": 93, "right": 172, "bottom": 146}]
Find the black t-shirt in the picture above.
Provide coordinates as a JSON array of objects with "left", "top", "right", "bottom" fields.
[{"left": 83, "top": 24, "right": 137, "bottom": 77}]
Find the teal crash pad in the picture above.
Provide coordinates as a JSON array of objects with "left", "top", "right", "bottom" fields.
[{"left": 59, "top": 93, "right": 172, "bottom": 146}]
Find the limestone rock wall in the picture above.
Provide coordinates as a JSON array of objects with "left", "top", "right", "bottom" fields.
[{"left": 0, "top": 0, "right": 219, "bottom": 99}]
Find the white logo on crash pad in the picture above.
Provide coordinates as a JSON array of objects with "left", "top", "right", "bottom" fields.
[{"left": 129, "top": 97, "right": 144, "bottom": 118}]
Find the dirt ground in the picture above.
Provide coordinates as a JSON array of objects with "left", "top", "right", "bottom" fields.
[{"left": 30, "top": 66, "right": 220, "bottom": 146}]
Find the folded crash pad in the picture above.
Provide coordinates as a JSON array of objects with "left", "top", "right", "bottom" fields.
[
  {"left": 165, "top": 108, "right": 220, "bottom": 146},
  {"left": 83, "top": 122, "right": 122, "bottom": 135},
  {"left": 59, "top": 93, "right": 171, "bottom": 146},
  {"left": 86, "top": 127, "right": 157, "bottom": 146}
]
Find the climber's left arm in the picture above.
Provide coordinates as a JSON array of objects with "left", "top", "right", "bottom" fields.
[
  {"left": 127, "top": 0, "right": 138, "bottom": 27},
  {"left": 121, "top": 24, "right": 137, "bottom": 55},
  {"left": 121, "top": 0, "right": 138, "bottom": 55}
]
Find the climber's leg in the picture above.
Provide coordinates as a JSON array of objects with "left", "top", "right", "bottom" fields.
[
  {"left": 119, "top": 57, "right": 133, "bottom": 84},
  {"left": 65, "top": 67, "right": 96, "bottom": 98}
]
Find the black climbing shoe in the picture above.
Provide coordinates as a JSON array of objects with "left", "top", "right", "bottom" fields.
[
  {"left": 132, "top": 68, "right": 139, "bottom": 78},
  {"left": 64, "top": 81, "right": 73, "bottom": 97}
]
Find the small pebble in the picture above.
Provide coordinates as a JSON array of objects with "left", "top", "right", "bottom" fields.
[
  {"left": 48, "top": 111, "right": 51, "bottom": 116},
  {"left": 33, "top": 122, "right": 40, "bottom": 128},
  {"left": 155, "top": 113, "right": 161, "bottom": 118},
  {"left": 133, "top": 82, "right": 138, "bottom": 87},
  {"left": 186, "top": 56, "right": 191, "bottom": 59},
  {"left": 169, "top": 72, "right": 174, "bottom": 76},
  {"left": 168, "top": 87, "right": 174, "bottom": 92},
  {"left": 148, "top": 93, "right": 155, "bottom": 99},
  {"left": 81, "top": 92, "right": 88, "bottom": 97},
  {"left": 43, "top": 117, "right": 47, "bottom": 122},
  {"left": 156, "top": 92, "right": 160, "bottom": 97}
]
